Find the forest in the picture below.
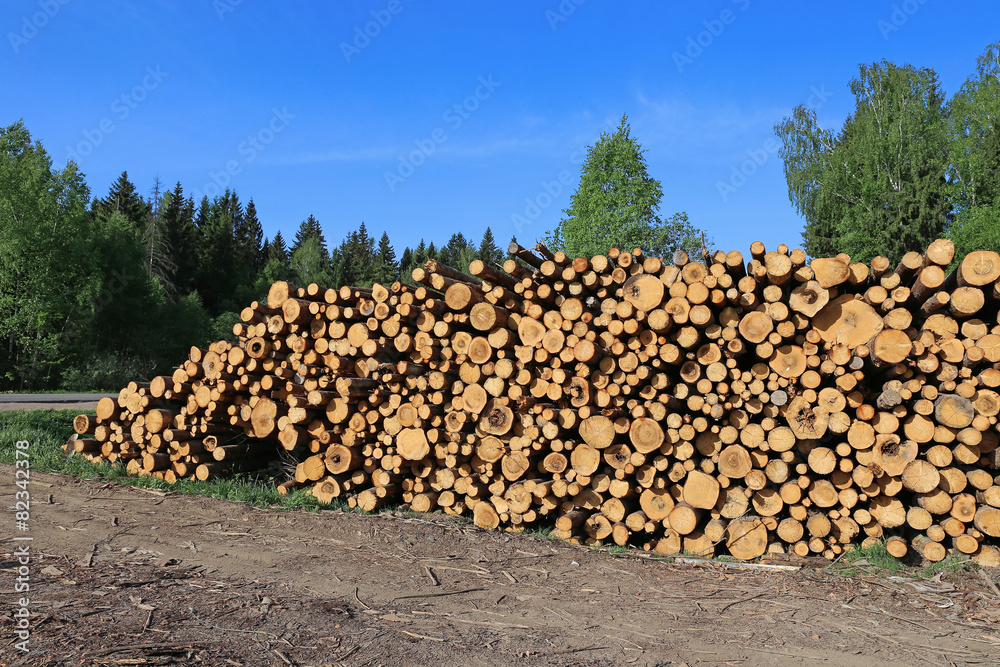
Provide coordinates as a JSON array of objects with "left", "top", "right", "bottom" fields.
[
  {"left": 0, "top": 121, "right": 510, "bottom": 391},
  {"left": 2, "top": 42, "right": 998, "bottom": 391}
]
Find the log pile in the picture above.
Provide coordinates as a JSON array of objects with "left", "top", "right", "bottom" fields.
[{"left": 72, "top": 239, "right": 1000, "bottom": 565}]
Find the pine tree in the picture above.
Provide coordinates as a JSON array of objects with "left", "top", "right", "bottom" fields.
[
  {"left": 339, "top": 222, "right": 376, "bottom": 286},
  {"left": 161, "top": 182, "right": 198, "bottom": 296},
  {"left": 266, "top": 231, "right": 289, "bottom": 265},
  {"left": 399, "top": 247, "right": 413, "bottom": 278},
  {"left": 290, "top": 235, "right": 333, "bottom": 286},
  {"left": 92, "top": 171, "right": 149, "bottom": 228},
  {"left": 240, "top": 199, "right": 265, "bottom": 273},
  {"left": 427, "top": 242, "right": 438, "bottom": 261},
  {"left": 439, "top": 232, "right": 477, "bottom": 270},
  {"left": 290, "top": 214, "right": 327, "bottom": 261},
  {"left": 478, "top": 226, "right": 502, "bottom": 266},
  {"left": 141, "top": 176, "right": 174, "bottom": 294},
  {"left": 373, "top": 231, "right": 398, "bottom": 284},
  {"left": 232, "top": 198, "right": 264, "bottom": 292},
  {"left": 194, "top": 190, "right": 243, "bottom": 313},
  {"left": 400, "top": 240, "right": 427, "bottom": 285},
  {"left": 329, "top": 246, "right": 346, "bottom": 287},
  {"left": 414, "top": 240, "right": 428, "bottom": 265}
]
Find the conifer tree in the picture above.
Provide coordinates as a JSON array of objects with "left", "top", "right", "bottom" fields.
[
  {"left": 373, "top": 231, "right": 398, "bottom": 284},
  {"left": 266, "top": 231, "right": 289, "bottom": 265},
  {"left": 161, "top": 182, "right": 198, "bottom": 296},
  {"left": 478, "top": 226, "right": 502, "bottom": 266},
  {"left": 92, "top": 171, "right": 149, "bottom": 228}
]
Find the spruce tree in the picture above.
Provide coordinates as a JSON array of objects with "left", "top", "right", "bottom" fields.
[
  {"left": 414, "top": 239, "right": 428, "bottom": 265},
  {"left": 194, "top": 190, "right": 243, "bottom": 313},
  {"left": 161, "top": 182, "right": 198, "bottom": 296},
  {"left": 141, "top": 177, "right": 174, "bottom": 294},
  {"left": 478, "top": 226, "right": 502, "bottom": 266},
  {"left": 240, "top": 199, "right": 265, "bottom": 274},
  {"left": 266, "top": 231, "right": 289, "bottom": 265},
  {"left": 373, "top": 231, "right": 398, "bottom": 284},
  {"left": 399, "top": 247, "right": 413, "bottom": 278},
  {"left": 92, "top": 171, "right": 149, "bottom": 228},
  {"left": 290, "top": 214, "right": 327, "bottom": 262}
]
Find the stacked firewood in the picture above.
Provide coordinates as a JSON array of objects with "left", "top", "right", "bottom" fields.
[{"left": 72, "top": 239, "right": 1000, "bottom": 564}]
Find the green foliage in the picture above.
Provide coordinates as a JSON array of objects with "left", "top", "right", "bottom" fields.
[
  {"left": 91, "top": 170, "right": 149, "bottom": 228},
  {"left": 373, "top": 231, "right": 399, "bottom": 284},
  {"left": 237, "top": 199, "right": 265, "bottom": 279},
  {"left": 478, "top": 227, "right": 502, "bottom": 266},
  {"left": 947, "top": 200, "right": 1000, "bottom": 260},
  {"left": 551, "top": 114, "right": 707, "bottom": 259},
  {"left": 398, "top": 240, "right": 427, "bottom": 285},
  {"left": 777, "top": 60, "right": 953, "bottom": 263},
  {"left": 336, "top": 222, "right": 377, "bottom": 287},
  {"left": 290, "top": 235, "right": 334, "bottom": 286},
  {"left": 438, "top": 232, "right": 478, "bottom": 270},
  {"left": 61, "top": 351, "right": 156, "bottom": 392},
  {"left": 266, "top": 230, "right": 290, "bottom": 265},
  {"left": 947, "top": 43, "right": 1000, "bottom": 212},
  {"left": 161, "top": 182, "right": 198, "bottom": 296},
  {"left": 946, "top": 42, "right": 1000, "bottom": 257},
  {"left": 290, "top": 214, "right": 327, "bottom": 259},
  {"left": 0, "top": 120, "right": 102, "bottom": 389}
]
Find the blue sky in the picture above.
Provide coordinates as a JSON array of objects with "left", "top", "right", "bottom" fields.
[{"left": 3, "top": 1, "right": 998, "bottom": 257}]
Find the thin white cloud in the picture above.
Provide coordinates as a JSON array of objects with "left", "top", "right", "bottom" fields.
[
  {"left": 266, "top": 146, "right": 398, "bottom": 166},
  {"left": 266, "top": 136, "right": 535, "bottom": 167}
]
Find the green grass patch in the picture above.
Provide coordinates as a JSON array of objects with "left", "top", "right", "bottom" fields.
[
  {"left": 519, "top": 526, "right": 563, "bottom": 542},
  {"left": 0, "top": 408, "right": 339, "bottom": 512},
  {"left": 827, "top": 540, "right": 907, "bottom": 577},
  {"left": 917, "top": 554, "right": 974, "bottom": 579},
  {"left": 0, "top": 390, "right": 111, "bottom": 395}
]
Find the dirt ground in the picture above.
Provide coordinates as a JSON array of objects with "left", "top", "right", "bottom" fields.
[{"left": 3, "top": 468, "right": 1000, "bottom": 666}]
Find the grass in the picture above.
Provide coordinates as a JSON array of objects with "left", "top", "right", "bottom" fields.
[
  {"left": 917, "top": 554, "right": 975, "bottom": 579},
  {"left": 828, "top": 539, "right": 981, "bottom": 579},
  {"left": 827, "top": 540, "right": 908, "bottom": 577},
  {"left": 0, "top": 409, "right": 337, "bottom": 512},
  {"left": 520, "top": 526, "right": 562, "bottom": 542},
  {"left": 0, "top": 389, "right": 112, "bottom": 395}
]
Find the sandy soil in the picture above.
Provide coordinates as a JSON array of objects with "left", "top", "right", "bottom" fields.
[{"left": 2, "top": 467, "right": 1000, "bottom": 666}]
